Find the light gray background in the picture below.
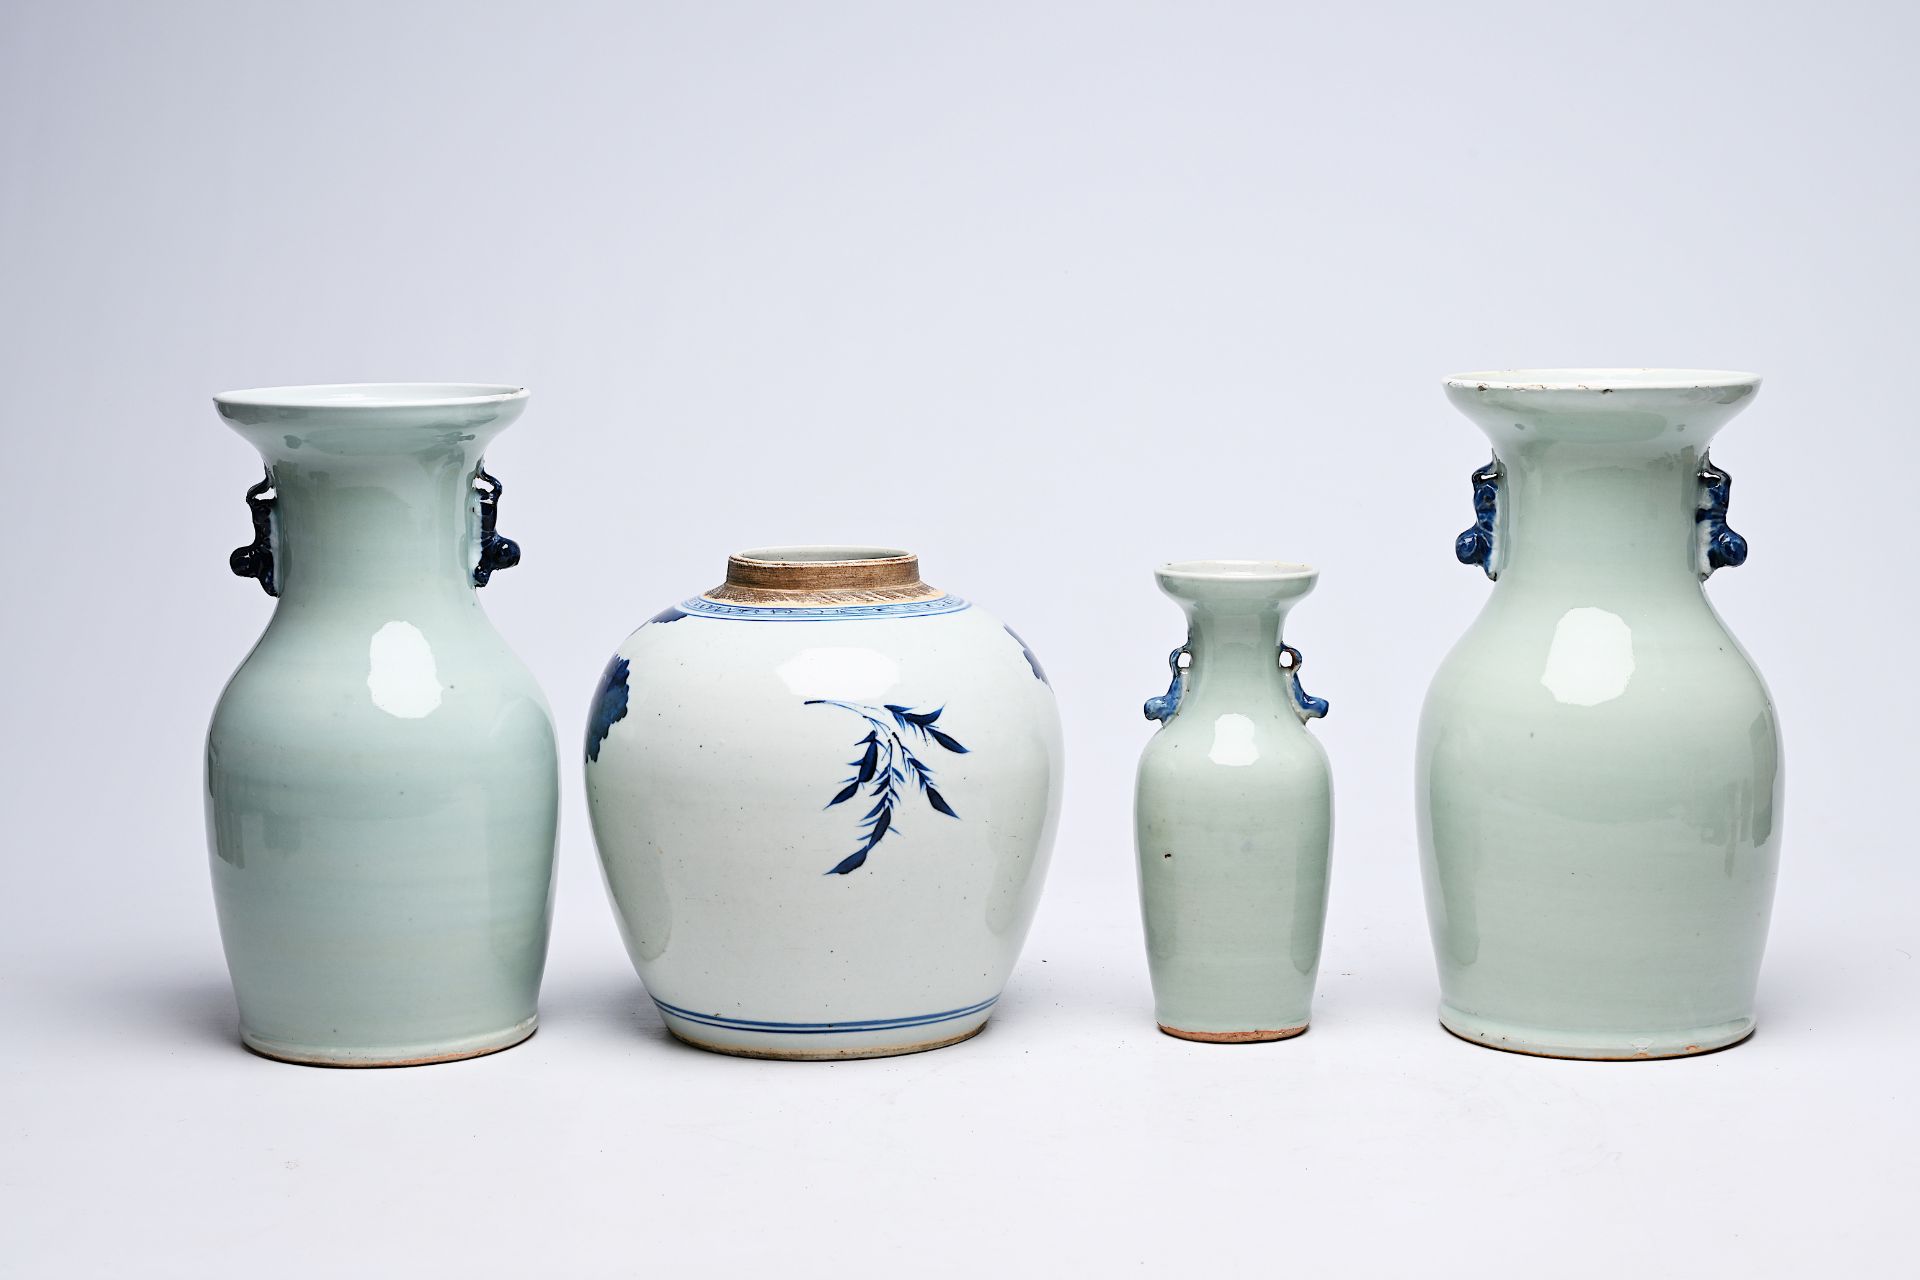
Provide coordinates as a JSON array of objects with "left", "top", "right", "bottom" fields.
[{"left": 3, "top": 1, "right": 1914, "bottom": 1275}]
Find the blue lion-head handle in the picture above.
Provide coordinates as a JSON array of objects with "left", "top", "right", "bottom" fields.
[
  {"left": 1143, "top": 646, "right": 1189, "bottom": 723},
  {"left": 1696, "top": 454, "right": 1749, "bottom": 579},
  {"left": 472, "top": 463, "right": 521, "bottom": 587},
  {"left": 1454, "top": 454, "right": 1502, "bottom": 579},
  {"left": 1279, "top": 644, "right": 1329, "bottom": 722},
  {"left": 228, "top": 470, "right": 278, "bottom": 597}
]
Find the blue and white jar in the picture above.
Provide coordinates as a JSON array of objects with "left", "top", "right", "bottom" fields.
[{"left": 584, "top": 548, "right": 1063, "bottom": 1059}]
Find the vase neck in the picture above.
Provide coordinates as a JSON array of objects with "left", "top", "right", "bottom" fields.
[
  {"left": 1494, "top": 440, "right": 1706, "bottom": 593},
  {"left": 1181, "top": 604, "right": 1292, "bottom": 705},
  {"left": 263, "top": 446, "right": 483, "bottom": 608}
]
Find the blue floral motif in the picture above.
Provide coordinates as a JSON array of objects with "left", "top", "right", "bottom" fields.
[
  {"left": 586, "top": 656, "right": 631, "bottom": 763},
  {"left": 1004, "top": 625, "right": 1050, "bottom": 685},
  {"left": 804, "top": 700, "right": 968, "bottom": 875},
  {"left": 647, "top": 605, "right": 688, "bottom": 625},
  {"left": 1696, "top": 456, "right": 1749, "bottom": 577}
]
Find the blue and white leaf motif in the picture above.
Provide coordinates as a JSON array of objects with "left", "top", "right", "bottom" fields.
[
  {"left": 805, "top": 699, "right": 968, "bottom": 875},
  {"left": 586, "top": 656, "right": 631, "bottom": 763}
]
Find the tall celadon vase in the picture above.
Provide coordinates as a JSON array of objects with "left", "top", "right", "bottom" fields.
[
  {"left": 206, "top": 384, "right": 559, "bottom": 1066},
  {"left": 585, "top": 548, "right": 1063, "bottom": 1059},
  {"left": 1418, "top": 369, "right": 1782, "bottom": 1060},
  {"left": 1134, "top": 561, "right": 1334, "bottom": 1042}
]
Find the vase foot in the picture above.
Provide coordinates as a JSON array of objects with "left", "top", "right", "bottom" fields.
[
  {"left": 1437, "top": 1006, "right": 1754, "bottom": 1061},
  {"left": 662, "top": 1016, "right": 990, "bottom": 1061},
  {"left": 1158, "top": 1022, "right": 1308, "bottom": 1044},
  {"left": 240, "top": 1015, "right": 538, "bottom": 1068}
]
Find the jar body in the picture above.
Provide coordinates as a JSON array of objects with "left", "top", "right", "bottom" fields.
[
  {"left": 585, "top": 570, "right": 1062, "bottom": 1060},
  {"left": 1418, "top": 373, "right": 1783, "bottom": 1060},
  {"left": 1133, "top": 563, "right": 1334, "bottom": 1042},
  {"left": 206, "top": 387, "right": 559, "bottom": 1066}
]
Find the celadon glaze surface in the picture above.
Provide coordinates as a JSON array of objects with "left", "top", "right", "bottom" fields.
[
  {"left": 1134, "top": 562, "right": 1334, "bottom": 1042},
  {"left": 206, "top": 385, "right": 559, "bottom": 1066},
  {"left": 584, "top": 548, "right": 1063, "bottom": 1060},
  {"left": 1418, "top": 370, "right": 1782, "bottom": 1060}
]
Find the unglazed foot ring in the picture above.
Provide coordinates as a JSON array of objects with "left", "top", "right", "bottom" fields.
[
  {"left": 1158, "top": 1022, "right": 1308, "bottom": 1044},
  {"left": 666, "top": 1020, "right": 987, "bottom": 1061}
]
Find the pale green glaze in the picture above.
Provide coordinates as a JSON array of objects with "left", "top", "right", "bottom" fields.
[
  {"left": 206, "top": 385, "right": 559, "bottom": 1066},
  {"left": 1134, "top": 562, "right": 1334, "bottom": 1041},
  {"left": 1418, "top": 370, "right": 1782, "bottom": 1060}
]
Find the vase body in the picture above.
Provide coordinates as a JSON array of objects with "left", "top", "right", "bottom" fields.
[
  {"left": 1134, "top": 562, "right": 1334, "bottom": 1042},
  {"left": 206, "top": 384, "right": 559, "bottom": 1066},
  {"left": 585, "top": 548, "right": 1062, "bottom": 1059},
  {"left": 1418, "top": 370, "right": 1782, "bottom": 1060}
]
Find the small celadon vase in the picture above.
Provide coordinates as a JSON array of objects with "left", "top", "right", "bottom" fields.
[
  {"left": 1134, "top": 561, "right": 1334, "bottom": 1043},
  {"left": 1419, "top": 369, "right": 1783, "bottom": 1060},
  {"left": 584, "top": 548, "right": 1063, "bottom": 1059},
  {"left": 206, "top": 384, "right": 559, "bottom": 1066}
]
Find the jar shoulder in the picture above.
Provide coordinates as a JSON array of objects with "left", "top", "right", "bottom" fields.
[
  {"left": 612, "top": 605, "right": 1052, "bottom": 707},
  {"left": 591, "top": 604, "right": 1060, "bottom": 773}
]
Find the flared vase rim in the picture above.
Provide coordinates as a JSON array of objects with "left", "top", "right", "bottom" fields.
[
  {"left": 213, "top": 382, "right": 529, "bottom": 411},
  {"left": 1443, "top": 369, "right": 1760, "bottom": 394},
  {"left": 1157, "top": 559, "right": 1318, "bottom": 583}
]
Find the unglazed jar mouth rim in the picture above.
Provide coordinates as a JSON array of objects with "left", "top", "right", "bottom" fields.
[
  {"left": 1443, "top": 369, "right": 1761, "bottom": 393},
  {"left": 1158, "top": 559, "right": 1318, "bottom": 582},
  {"left": 730, "top": 545, "right": 915, "bottom": 567},
  {"left": 213, "top": 383, "right": 529, "bottom": 410},
  {"left": 711, "top": 545, "right": 939, "bottom": 604}
]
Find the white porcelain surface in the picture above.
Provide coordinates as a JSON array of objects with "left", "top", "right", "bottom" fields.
[{"left": 584, "top": 553, "right": 1063, "bottom": 1058}]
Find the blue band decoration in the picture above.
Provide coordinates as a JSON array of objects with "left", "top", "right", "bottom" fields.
[
  {"left": 472, "top": 464, "right": 520, "bottom": 587},
  {"left": 1143, "top": 646, "right": 1188, "bottom": 723},
  {"left": 676, "top": 594, "right": 971, "bottom": 621},
  {"left": 1696, "top": 455, "right": 1749, "bottom": 579},
  {"left": 652, "top": 994, "right": 997, "bottom": 1035},
  {"left": 1281, "top": 644, "right": 1329, "bottom": 721},
  {"left": 1455, "top": 455, "right": 1501, "bottom": 579}
]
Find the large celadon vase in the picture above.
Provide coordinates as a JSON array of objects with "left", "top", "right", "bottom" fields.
[
  {"left": 584, "top": 548, "right": 1063, "bottom": 1059},
  {"left": 1134, "top": 561, "right": 1334, "bottom": 1043},
  {"left": 206, "top": 384, "right": 559, "bottom": 1066},
  {"left": 1418, "top": 369, "right": 1783, "bottom": 1060}
]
